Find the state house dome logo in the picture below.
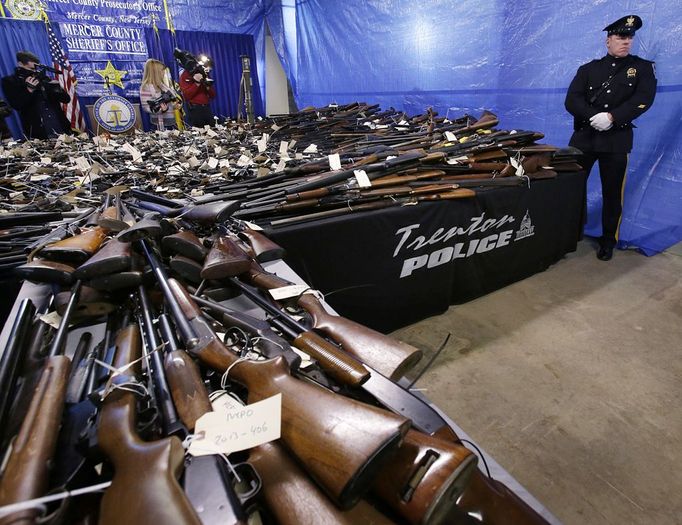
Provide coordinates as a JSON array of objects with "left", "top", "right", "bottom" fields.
[
  {"left": 6, "top": 0, "right": 42, "bottom": 20},
  {"left": 93, "top": 94, "right": 136, "bottom": 133}
]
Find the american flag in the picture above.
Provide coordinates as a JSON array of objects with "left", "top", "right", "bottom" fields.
[{"left": 46, "top": 22, "right": 85, "bottom": 131}]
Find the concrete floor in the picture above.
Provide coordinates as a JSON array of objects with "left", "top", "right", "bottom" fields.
[{"left": 392, "top": 239, "right": 682, "bottom": 525}]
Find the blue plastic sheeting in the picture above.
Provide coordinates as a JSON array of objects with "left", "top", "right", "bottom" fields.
[
  {"left": 168, "top": 0, "right": 295, "bottom": 108},
  {"left": 288, "top": 0, "right": 681, "bottom": 255}
]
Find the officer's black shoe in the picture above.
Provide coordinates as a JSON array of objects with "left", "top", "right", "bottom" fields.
[{"left": 597, "top": 245, "right": 614, "bottom": 261}]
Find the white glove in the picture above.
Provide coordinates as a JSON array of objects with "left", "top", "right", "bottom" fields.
[{"left": 590, "top": 112, "right": 613, "bottom": 131}]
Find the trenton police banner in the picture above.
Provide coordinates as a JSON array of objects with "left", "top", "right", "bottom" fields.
[
  {"left": 3, "top": 0, "right": 169, "bottom": 97},
  {"left": 270, "top": 172, "right": 585, "bottom": 332}
]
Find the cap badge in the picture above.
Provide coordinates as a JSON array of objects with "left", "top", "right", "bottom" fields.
[
  {"left": 626, "top": 16, "right": 635, "bottom": 27},
  {"left": 627, "top": 67, "right": 637, "bottom": 78}
]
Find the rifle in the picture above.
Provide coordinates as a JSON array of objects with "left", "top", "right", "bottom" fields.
[
  {"left": 0, "top": 299, "right": 36, "bottom": 439},
  {"left": 166, "top": 277, "right": 410, "bottom": 509},
  {"left": 267, "top": 188, "right": 476, "bottom": 228},
  {"left": 96, "top": 322, "right": 202, "bottom": 525},
  {"left": 248, "top": 441, "right": 396, "bottom": 525},
  {"left": 72, "top": 238, "right": 132, "bottom": 281},
  {"left": 131, "top": 198, "right": 240, "bottom": 225},
  {"left": 0, "top": 281, "right": 82, "bottom": 524},
  {"left": 39, "top": 226, "right": 109, "bottom": 265}
]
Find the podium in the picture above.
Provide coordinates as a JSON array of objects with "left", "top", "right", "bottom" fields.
[{"left": 86, "top": 103, "right": 142, "bottom": 135}]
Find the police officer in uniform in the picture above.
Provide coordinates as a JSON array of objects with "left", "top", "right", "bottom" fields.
[{"left": 565, "top": 15, "right": 656, "bottom": 260}]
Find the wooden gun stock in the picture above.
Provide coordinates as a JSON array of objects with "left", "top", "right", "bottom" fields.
[
  {"left": 169, "top": 278, "right": 410, "bottom": 509},
  {"left": 432, "top": 426, "right": 549, "bottom": 525},
  {"left": 247, "top": 263, "right": 423, "bottom": 380},
  {"left": 373, "top": 430, "right": 477, "bottom": 525},
  {"left": 158, "top": 315, "right": 212, "bottom": 431},
  {"left": 201, "top": 236, "right": 251, "bottom": 279},
  {"left": 249, "top": 442, "right": 396, "bottom": 525},
  {"left": 97, "top": 323, "right": 201, "bottom": 525},
  {"left": 40, "top": 226, "right": 108, "bottom": 264},
  {"left": 73, "top": 238, "right": 132, "bottom": 280},
  {"left": 0, "top": 356, "right": 71, "bottom": 525},
  {"left": 162, "top": 231, "right": 207, "bottom": 262},
  {"left": 21, "top": 252, "right": 76, "bottom": 277},
  {"left": 238, "top": 227, "right": 285, "bottom": 262}
]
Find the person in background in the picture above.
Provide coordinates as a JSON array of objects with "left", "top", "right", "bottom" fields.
[
  {"left": 565, "top": 15, "right": 657, "bottom": 261},
  {"left": 139, "top": 59, "right": 181, "bottom": 131},
  {"left": 179, "top": 55, "right": 216, "bottom": 127},
  {"left": 1, "top": 50, "right": 71, "bottom": 139},
  {"left": 0, "top": 99, "right": 11, "bottom": 139}
]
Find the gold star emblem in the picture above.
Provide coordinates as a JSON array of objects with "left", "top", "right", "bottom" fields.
[
  {"left": 626, "top": 16, "right": 635, "bottom": 27},
  {"left": 95, "top": 61, "right": 127, "bottom": 90}
]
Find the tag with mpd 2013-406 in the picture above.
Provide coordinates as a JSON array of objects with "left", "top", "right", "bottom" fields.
[{"left": 188, "top": 394, "right": 282, "bottom": 457}]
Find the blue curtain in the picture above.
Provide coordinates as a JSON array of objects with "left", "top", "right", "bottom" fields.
[
  {"left": 144, "top": 28, "right": 264, "bottom": 122},
  {"left": 0, "top": 19, "right": 52, "bottom": 139}
]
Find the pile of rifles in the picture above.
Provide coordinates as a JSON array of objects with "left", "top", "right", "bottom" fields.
[{"left": 0, "top": 103, "right": 566, "bottom": 524}]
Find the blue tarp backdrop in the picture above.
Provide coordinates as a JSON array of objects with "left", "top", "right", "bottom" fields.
[
  {"left": 285, "top": 0, "right": 681, "bottom": 256},
  {"left": 0, "top": 0, "right": 679, "bottom": 254}
]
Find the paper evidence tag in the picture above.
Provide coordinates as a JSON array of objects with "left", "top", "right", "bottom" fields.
[
  {"left": 303, "top": 143, "right": 318, "bottom": 154},
  {"left": 354, "top": 169, "right": 372, "bottom": 188},
  {"left": 242, "top": 220, "right": 263, "bottom": 231},
  {"left": 279, "top": 140, "right": 289, "bottom": 155},
  {"left": 510, "top": 157, "right": 525, "bottom": 177},
  {"left": 444, "top": 131, "right": 458, "bottom": 142},
  {"left": 269, "top": 284, "right": 313, "bottom": 301},
  {"left": 189, "top": 394, "right": 281, "bottom": 457},
  {"left": 328, "top": 153, "right": 342, "bottom": 171},
  {"left": 237, "top": 154, "right": 251, "bottom": 167}
]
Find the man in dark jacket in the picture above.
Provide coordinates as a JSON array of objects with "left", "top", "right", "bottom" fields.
[
  {"left": 0, "top": 99, "right": 11, "bottom": 139},
  {"left": 565, "top": 15, "right": 656, "bottom": 260},
  {"left": 1, "top": 50, "right": 72, "bottom": 139}
]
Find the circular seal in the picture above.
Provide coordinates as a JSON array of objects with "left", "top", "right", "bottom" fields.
[
  {"left": 93, "top": 95, "right": 136, "bottom": 133},
  {"left": 7, "top": 0, "right": 42, "bottom": 20}
]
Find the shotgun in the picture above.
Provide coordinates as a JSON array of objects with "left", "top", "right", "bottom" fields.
[
  {"left": 96, "top": 322, "right": 202, "bottom": 525},
  {"left": 0, "top": 281, "right": 82, "bottom": 525},
  {"left": 166, "top": 277, "right": 410, "bottom": 509}
]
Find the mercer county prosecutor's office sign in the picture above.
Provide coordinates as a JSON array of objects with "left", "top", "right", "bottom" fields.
[
  {"left": 6, "top": 0, "right": 170, "bottom": 98},
  {"left": 394, "top": 210, "right": 535, "bottom": 278}
]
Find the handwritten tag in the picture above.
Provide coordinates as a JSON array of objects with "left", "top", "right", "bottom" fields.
[
  {"left": 257, "top": 137, "right": 267, "bottom": 153},
  {"left": 237, "top": 154, "right": 251, "bottom": 167},
  {"left": 271, "top": 123, "right": 281, "bottom": 132},
  {"left": 274, "top": 159, "right": 286, "bottom": 173},
  {"left": 279, "top": 140, "right": 289, "bottom": 156},
  {"left": 74, "top": 157, "right": 91, "bottom": 172},
  {"left": 189, "top": 394, "right": 281, "bottom": 457},
  {"left": 188, "top": 156, "right": 201, "bottom": 168},
  {"left": 328, "top": 153, "right": 342, "bottom": 171},
  {"left": 40, "top": 157, "right": 52, "bottom": 164},
  {"left": 269, "top": 284, "right": 314, "bottom": 300},
  {"left": 445, "top": 131, "right": 458, "bottom": 142},
  {"left": 353, "top": 169, "right": 371, "bottom": 188},
  {"left": 207, "top": 157, "right": 219, "bottom": 169},
  {"left": 303, "top": 143, "right": 318, "bottom": 154}
]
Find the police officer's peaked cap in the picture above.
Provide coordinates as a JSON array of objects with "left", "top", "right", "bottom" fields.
[
  {"left": 603, "top": 15, "right": 642, "bottom": 36},
  {"left": 16, "top": 50, "right": 40, "bottom": 64}
]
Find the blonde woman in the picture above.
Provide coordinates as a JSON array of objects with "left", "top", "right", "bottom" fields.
[{"left": 139, "top": 59, "right": 180, "bottom": 130}]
